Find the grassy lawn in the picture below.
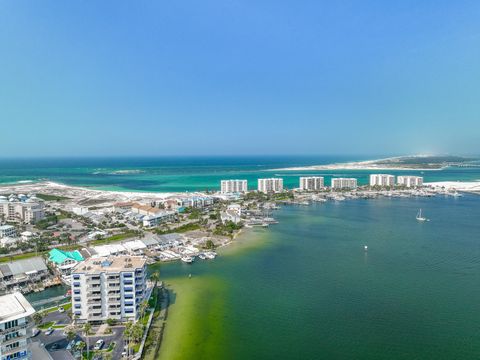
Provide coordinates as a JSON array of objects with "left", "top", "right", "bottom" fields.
[
  {"left": 38, "top": 321, "right": 55, "bottom": 330},
  {"left": 155, "top": 222, "right": 200, "bottom": 234},
  {"left": 90, "top": 231, "right": 138, "bottom": 246}
]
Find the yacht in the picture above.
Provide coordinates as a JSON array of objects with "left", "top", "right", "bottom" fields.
[
  {"left": 181, "top": 256, "right": 194, "bottom": 264},
  {"left": 205, "top": 251, "right": 217, "bottom": 259},
  {"left": 198, "top": 253, "right": 207, "bottom": 260},
  {"left": 416, "top": 209, "right": 428, "bottom": 222}
]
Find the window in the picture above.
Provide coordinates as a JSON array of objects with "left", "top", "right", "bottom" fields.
[
  {"left": 74, "top": 290, "right": 81, "bottom": 295},
  {"left": 74, "top": 297, "right": 81, "bottom": 301},
  {"left": 73, "top": 275, "right": 80, "bottom": 280},
  {"left": 73, "top": 282, "right": 80, "bottom": 287},
  {"left": 75, "top": 304, "right": 81, "bottom": 309}
]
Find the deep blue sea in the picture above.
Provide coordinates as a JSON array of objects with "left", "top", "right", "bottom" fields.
[{"left": 0, "top": 156, "right": 479, "bottom": 192}]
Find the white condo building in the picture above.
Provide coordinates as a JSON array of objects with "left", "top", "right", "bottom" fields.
[
  {"left": 0, "top": 195, "right": 45, "bottom": 224},
  {"left": 0, "top": 292, "right": 35, "bottom": 360},
  {"left": 397, "top": 176, "right": 423, "bottom": 188},
  {"left": 71, "top": 256, "right": 147, "bottom": 323},
  {"left": 220, "top": 180, "right": 248, "bottom": 194},
  {"left": 369, "top": 174, "right": 395, "bottom": 187},
  {"left": 331, "top": 178, "right": 358, "bottom": 189},
  {"left": 299, "top": 177, "right": 324, "bottom": 191},
  {"left": 257, "top": 178, "right": 283, "bottom": 193}
]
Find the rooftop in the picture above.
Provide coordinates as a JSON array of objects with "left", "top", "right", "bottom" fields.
[
  {"left": 73, "top": 256, "right": 147, "bottom": 274},
  {"left": 49, "top": 248, "right": 84, "bottom": 264},
  {"left": 0, "top": 292, "right": 35, "bottom": 323}
]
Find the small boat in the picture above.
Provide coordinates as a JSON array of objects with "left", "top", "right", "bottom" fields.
[
  {"left": 181, "top": 256, "right": 194, "bottom": 264},
  {"left": 364, "top": 245, "right": 368, "bottom": 251},
  {"left": 205, "top": 252, "right": 217, "bottom": 260},
  {"left": 416, "top": 209, "right": 428, "bottom": 222},
  {"left": 198, "top": 253, "right": 207, "bottom": 260}
]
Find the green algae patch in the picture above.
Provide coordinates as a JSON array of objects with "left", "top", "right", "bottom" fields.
[{"left": 157, "top": 275, "right": 229, "bottom": 360}]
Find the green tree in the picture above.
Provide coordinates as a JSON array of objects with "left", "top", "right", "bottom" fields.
[{"left": 33, "top": 312, "right": 44, "bottom": 325}]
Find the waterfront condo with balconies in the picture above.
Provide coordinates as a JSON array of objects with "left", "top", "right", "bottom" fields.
[
  {"left": 70, "top": 256, "right": 147, "bottom": 324},
  {"left": 0, "top": 292, "right": 36, "bottom": 360}
]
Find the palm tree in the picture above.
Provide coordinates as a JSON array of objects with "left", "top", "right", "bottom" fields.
[
  {"left": 139, "top": 300, "right": 148, "bottom": 320},
  {"left": 66, "top": 329, "right": 76, "bottom": 343},
  {"left": 150, "top": 271, "right": 160, "bottom": 288},
  {"left": 124, "top": 321, "right": 133, "bottom": 357},
  {"left": 83, "top": 322, "right": 92, "bottom": 359}
]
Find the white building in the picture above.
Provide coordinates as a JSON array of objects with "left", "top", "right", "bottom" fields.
[
  {"left": 0, "top": 225, "right": 16, "bottom": 239},
  {"left": 258, "top": 178, "right": 283, "bottom": 193},
  {"left": 397, "top": 176, "right": 423, "bottom": 188},
  {"left": 71, "top": 256, "right": 147, "bottom": 323},
  {"left": 0, "top": 292, "right": 35, "bottom": 360},
  {"left": 369, "top": 174, "right": 395, "bottom": 187},
  {"left": 0, "top": 195, "right": 45, "bottom": 224},
  {"left": 220, "top": 180, "right": 248, "bottom": 194},
  {"left": 299, "top": 177, "right": 324, "bottom": 191},
  {"left": 331, "top": 178, "right": 358, "bottom": 189},
  {"left": 221, "top": 204, "right": 242, "bottom": 224}
]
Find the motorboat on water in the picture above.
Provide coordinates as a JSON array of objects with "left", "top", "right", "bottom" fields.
[
  {"left": 181, "top": 256, "right": 194, "bottom": 264},
  {"left": 198, "top": 253, "right": 207, "bottom": 260},
  {"left": 204, "top": 251, "right": 217, "bottom": 259}
]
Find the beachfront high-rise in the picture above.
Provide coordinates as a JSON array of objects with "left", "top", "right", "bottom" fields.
[
  {"left": 258, "top": 178, "right": 284, "bottom": 193},
  {"left": 299, "top": 177, "right": 324, "bottom": 191},
  {"left": 0, "top": 292, "right": 36, "bottom": 360},
  {"left": 221, "top": 180, "right": 248, "bottom": 194},
  {"left": 331, "top": 178, "right": 358, "bottom": 189},
  {"left": 397, "top": 176, "right": 423, "bottom": 188},
  {"left": 369, "top": 174, "right": 395, "bottom": 187},
  {"left": 71, "top": 256, "right": 147, "bottom": 323}
]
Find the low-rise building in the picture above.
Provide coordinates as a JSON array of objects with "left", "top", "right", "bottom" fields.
[
  {"left": 397, "top": 176, "right": 423, "bottom": 188},
  {"left": 0, "top": 225, "right": 16, "bottom": 239},
  {"left": 299, "top": 177, "right": 324, "bottom": 191},
  {"left": 221, "top": 204, "right": 242, "bottom": 224},
  {"left": 220, "top": 180, "right": 248, "bottom": 194},
  {"left": 71, "top": 256, "right": 148, "bottom": 323},
  {"left": 0, "top": 292, "right": 36, "bottom": 360},
  {"left": 142, "top": 211, "right": 176, "bottom": 227},
  {"left": 0, "top": 257, "right": 49, "bottom": 294},
  {"left": 48, "top": 248, "right": 85, "bottom": 275},
  {"left": 369, "top": 174, "right": 395, "bottom": 187},
  {"left": 331, "top": 178, "right": 358, "bottom": 189},
  {"left": 258, "top": 178, "right": 283, "bottom": 193}
]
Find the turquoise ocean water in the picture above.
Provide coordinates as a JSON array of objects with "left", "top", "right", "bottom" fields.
[{"left": 0, "top": 156, "right": 479, "bottom": 192}]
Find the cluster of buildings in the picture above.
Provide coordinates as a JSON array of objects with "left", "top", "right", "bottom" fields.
[
  {"left": 219, "top": 174, "right": 425, "bottom": 194},
  {"left": 0, "top": 194, "right": 45, "bottom": 224}
]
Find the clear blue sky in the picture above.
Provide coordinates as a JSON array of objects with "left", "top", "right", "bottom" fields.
[{"left": 1, "top": 1, "right": 479, "bottom": 157}]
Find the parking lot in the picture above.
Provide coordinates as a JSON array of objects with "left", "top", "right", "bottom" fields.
[{"left": 33, "top": 325, "right": 125, "bottom": 359}]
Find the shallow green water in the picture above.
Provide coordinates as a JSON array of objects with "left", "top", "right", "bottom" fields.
[{"left": 155, "top": 194, "right": 480, "bottom": 359}]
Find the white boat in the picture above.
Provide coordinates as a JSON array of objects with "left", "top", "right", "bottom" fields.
[
  {"left": 416, "top": 209, "right": 428, "bottom": 222},
  {"left": 181, "top": 256, "right": 194, "bottom": 264},
  {"left": 198, "top": 253, "right": 207, "bottom": 260},
  {"left": 364, "top": 245, "right": 368, "bottom": 251},
  {"left": 205, "top": 251, "right": 217, "bottom": 259}
]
